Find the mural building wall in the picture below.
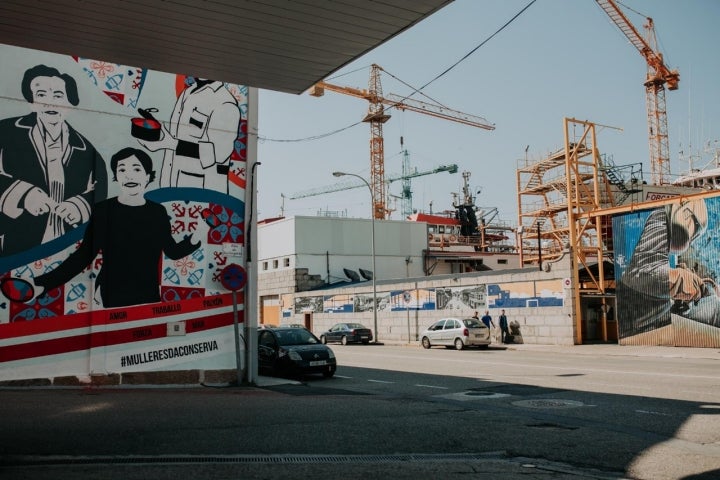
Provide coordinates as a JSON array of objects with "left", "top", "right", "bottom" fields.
[
  {"left": 614, "top": 197, "right": 720, "bottom": 347},
  {"left": 288, "top": 272, "right": 572, "bottom": 346},
  {"left": 0, "top": 44, "right": 254, "bottom": 382}
]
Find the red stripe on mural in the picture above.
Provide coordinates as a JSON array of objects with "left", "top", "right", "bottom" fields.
[
  {"left": 103, "top": 293, "right": 237, "bottom": 325},
  {"left": 0, "top": 311, "right": 95, "bottom": 338},
  {"left": 0, "top": 293, "right": 239, "bottom": 340},
  {"left": 0, "top": 310, "right": 240, "bottom": 363}
]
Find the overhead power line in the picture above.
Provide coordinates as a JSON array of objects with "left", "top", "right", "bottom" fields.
[{"left": 256, "top": 0, "right": 538, "bottom": 143}]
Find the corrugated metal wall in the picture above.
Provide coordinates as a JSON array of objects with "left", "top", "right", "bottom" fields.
[{"left": 613, "top": 197, "right": 720, "bottom": 347}]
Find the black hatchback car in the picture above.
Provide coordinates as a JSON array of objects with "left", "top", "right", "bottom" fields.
[
  {"left": 258, "top": 327, "right": 336, "bottom": 378},
  {"left": 320, "top": 323, "right": 373, "bottom": 345}
]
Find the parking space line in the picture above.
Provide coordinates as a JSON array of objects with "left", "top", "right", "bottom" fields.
[
  {"left": 415, "top": 384, "right": 449, "bottom": 389},
  {"left": 367, "top": 379, "right": 394, "bottom": 384}
]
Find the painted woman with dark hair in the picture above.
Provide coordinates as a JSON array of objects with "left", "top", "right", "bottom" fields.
[
  {"left": 33, "top": 148, "right": 199, "bottom": 308},
  {"left": 0, "top": 64, "right": 107, "bottom": 256}
]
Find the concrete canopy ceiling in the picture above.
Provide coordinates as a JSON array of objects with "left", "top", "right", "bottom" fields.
[{"left": 0, "top": 0, "right": 452, "bottom": 94}]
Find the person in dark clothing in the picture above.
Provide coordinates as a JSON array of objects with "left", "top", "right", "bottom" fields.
[
  {"left": 33, "top": 148, "right": 199, "bottom": 308},
  {"left": 0, "top": 64, "right": 107, "bottom": 256},
  {"left": 498, "top": 309, "right": 510, "bottom": 343},
  {"left": 481, "top": 310, "right": 495, "bottom": 329}
]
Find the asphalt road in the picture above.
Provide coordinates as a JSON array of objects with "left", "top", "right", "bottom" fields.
[{"left": 1, "top": 343, "right": 719, "bottom": 480}]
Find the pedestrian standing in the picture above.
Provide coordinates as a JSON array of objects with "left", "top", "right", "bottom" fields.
[
  {"left": 481, "top": 310, "right": 495, "bottom": 328},
  {"left": 499, "top": 309, "right": 510, "bottom": 343}
]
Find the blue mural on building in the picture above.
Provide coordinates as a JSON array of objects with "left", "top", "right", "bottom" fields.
[{"left": 614, "top": 197, "right": 720, "bottom": 346}]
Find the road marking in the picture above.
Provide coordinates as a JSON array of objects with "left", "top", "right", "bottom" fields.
[
  {"left": 367, "top": 379, "right": 394, "bottom": 384},
  {"left": 334, "top": 375, "right": 352, "bottom": 379},
  {"left": 635, "top": 409, "right": 671, "bottom": 416},
  {"left": 415, "top": 384, "right": 449, "bottom": 389}
]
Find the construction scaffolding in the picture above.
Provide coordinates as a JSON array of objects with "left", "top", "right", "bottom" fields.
[
  {"left": 517, "top": 118, "right": 618, "bottom": 266},
  {"left": 517, "top": 118, "right": 620, "bottom": 343}
]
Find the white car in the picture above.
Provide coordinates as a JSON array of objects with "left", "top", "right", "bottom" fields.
[{"left": 420, "top": 317, "right": 491, "bottom": 350}]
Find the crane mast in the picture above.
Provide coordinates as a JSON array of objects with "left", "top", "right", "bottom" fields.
[
  {"left": 310, "top": 64, "right": 494, "bottom": 219},
  {"left": 367, "top": 65, "right": 389, "bottom": 220},
  {"left": 595, "top": 0, "right": 679, "bottom": 185}
]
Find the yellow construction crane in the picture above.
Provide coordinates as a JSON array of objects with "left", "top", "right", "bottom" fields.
[
  {"left": 595, "top": 0, "right": 680, "bottom": 185},
  {"left": 310, "top": 64, "right": 494, "bottom": 219}
]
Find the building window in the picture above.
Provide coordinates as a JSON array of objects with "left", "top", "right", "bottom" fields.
[
  {"left": 262, "top": 261, "right": 268, "bottom": 271},
  {"left": 497, "top": 259, "right": 508, "bottom": 265},
  {"left": 284, "top": 258, "right": 290, "bottom": 267}
]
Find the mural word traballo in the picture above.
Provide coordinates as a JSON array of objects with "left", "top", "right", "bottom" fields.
[{"left": 0, "top": 44, "right": 255, "bottom": 382}]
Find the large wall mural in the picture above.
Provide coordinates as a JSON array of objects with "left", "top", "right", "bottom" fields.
[
  {"left": 436, "top": 285, "right": 486, "bottom": 311},
  {"left": 487, "top": 281, "right": 564, "bottom": 309},
  {"left": 614, "top": 197, "right": 720, "bottom": 346},
  {"left": 294, "top": 281, "right": 562, "bottom": 317},
  {"left": 0, "top": 45, "right": 250, "bottom": 381}
]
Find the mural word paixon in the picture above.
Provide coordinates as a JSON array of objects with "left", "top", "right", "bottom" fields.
[{"left": 0, "top": 44, "right": 253, "bottom": 381}]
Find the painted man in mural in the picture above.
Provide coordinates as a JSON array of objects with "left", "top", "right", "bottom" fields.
[
  {"left": 0, "top": 64, "right": 107, "bottom": 256},
  {"left": 137, "top": 78, "right": 240, "bottom": 194},
  {"left": 617, "top": 199, "right": 720, "bottom": 338},
  {"left": 32, "top": 148, "right": 200, "bottom": 308}
]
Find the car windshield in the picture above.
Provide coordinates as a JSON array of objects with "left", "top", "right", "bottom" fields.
[
  {"left": 463, "top": 318, "right": 484, "bottom": 328},
  {"left": 275, "top": 328, "right": 319, "bottom": 346}
]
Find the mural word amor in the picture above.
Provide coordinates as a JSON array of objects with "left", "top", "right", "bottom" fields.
[{"left": 0, "top": 44, "right": 253, "bottom": 381}]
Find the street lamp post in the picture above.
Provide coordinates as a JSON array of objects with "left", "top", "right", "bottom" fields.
[{"left": 333, "top": 171, "right": 378, "bottom": 343}]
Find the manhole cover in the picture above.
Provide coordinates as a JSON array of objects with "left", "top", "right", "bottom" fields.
[
  {"left": 512, "top": 399, "right": 584, "bottom": 409},
  {"left": 437, "top": 391, "right": 511, "bottom": 401}
]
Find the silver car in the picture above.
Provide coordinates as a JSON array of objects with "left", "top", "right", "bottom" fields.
[{"left": 420, "top": 317, "right": 491, "bottom": 350}]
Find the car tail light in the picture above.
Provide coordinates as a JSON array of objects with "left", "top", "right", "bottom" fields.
[{"left": 463, "top": 328, "right": 469, "bottom": 337}]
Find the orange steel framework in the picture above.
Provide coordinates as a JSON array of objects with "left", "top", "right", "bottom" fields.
[
  {"left": 310, "top": 64, "right": 494, "bottom": 219},
  {"left": 519, "top": 118, "right": 720, "bottom": 344},
  {"left": 595, "top": 0, "right": 680, "bottom": 185}
]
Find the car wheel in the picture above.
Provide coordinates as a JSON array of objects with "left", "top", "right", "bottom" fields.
[
  {"left": 320, "top": 335, "right": 327, "bottom": 344},
  {"left": 454, "top": 338, "right": 465, "bottom": 350},
  {"left": 421, "top": 337, "right": 431, "bottom": 349},
  {"left": 341, "top": 336, "right": 348, "bottom": 345}
]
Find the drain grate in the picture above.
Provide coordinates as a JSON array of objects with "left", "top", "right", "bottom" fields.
[{"left": 2, "top": 453, "right": 502, "bottom": 467}]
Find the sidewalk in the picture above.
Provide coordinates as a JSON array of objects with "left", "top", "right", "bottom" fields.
[
  {"left": 381, "top": 339, "right": 720, "bottom": 360},
  {"left": 506, "top": 342, "right": 720, "bottom": 360}
]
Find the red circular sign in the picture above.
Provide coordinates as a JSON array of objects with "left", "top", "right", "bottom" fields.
[{"left": 220, "top": 263, "right": 247, "bottom": 291}]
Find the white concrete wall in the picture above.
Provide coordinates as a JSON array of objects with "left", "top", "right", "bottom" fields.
[
  {"left": 282, "top": 255, "right": 578, "bottom": 346},
  {"left": 258, "top": 216, "right": 427, "bottom": 284}
]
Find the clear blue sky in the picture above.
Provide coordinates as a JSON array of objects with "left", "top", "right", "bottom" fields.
[{"left": 256, "top": 0, "right": 720, "bottom": 224}]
